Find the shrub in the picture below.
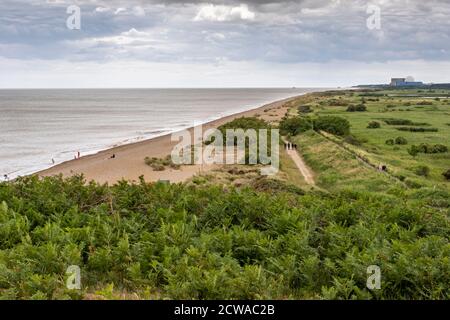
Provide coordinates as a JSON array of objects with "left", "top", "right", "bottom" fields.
[
  {"left": 410, "top": 144, "right": 448, "bottom": 154},
  {"left": 218, "top": 117, "right": 270, "bottom": 133},
  {"left": 314, "top": 116, "right": 350, "bottom": 136},
  {"left": 279, "top": 117, "right": 313, "bottom": 136},
  {"left": 431, "top": 144, "right": 449, "bottom": 153},
  {"left": 367, "top": 121, "right": 381, "bottom": 129},
  {"left": 346, "top": 104, "right": 367, "bottom": 112},
  {"left": 383, "top": 118, "right": 429, "bottom": 126},
  {"left": 385, "top": 139, "right": 395, "bottom": 146},
  {"left": 344, "top": 135, "right": 365, "bottom": 146},
  {"left": 145, "top": 156, "right": 181, "bottom": 171},
  {"left": 442, "top": 169, "right": 450, "bottom": 180},
  {"left": 414, "top": 165, "right": 430, "bottom": 177},
  {"left": 416, "top": 101, "right": 433, "bottom": 105},
  {"left": 216, "top": 117, "right": 274, "bottom": 164},
  {"left": 298, "top": 105, "right": 313, "bottom": 114},
  {"left": 394, "top": 137, "right": 408, "bottom": 145},
  {"left": 396, "top": 127, "right": 438, "bottom": 133},
  {"left": 408, "top": 145, "right": 419, "bottom": 157},
  {"left": 1, "top": 175, "right": 449, "bottom": 299},
  {"left": 326, "top": 99, "right": 350, "bottom": 106},
  {"left": 251, "top": 177, "right": 305, "bottom": 195}
]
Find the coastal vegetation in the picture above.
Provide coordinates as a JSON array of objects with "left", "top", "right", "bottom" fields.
[
  {"left": 287, "top": 88, "right": 450, "bottom": 189},
  {"left": 367, "top": 121, "right": 381, "bottom": 129},
  {"left": 145, "top": 156, "right": 181, "bottom": 171},
  {"left": 279, "top": 117, "right": 312, "bottom": 136},
  {"left": 1, "top": 88, "right": 449, "bottom": 300},
  {"left": 313, "top": 116, "right": 351, "bottom": 136},
  {"left": 0, "top": 175, "right": 448, "bottom": 300},
  {"left": 346, "top": 104, "right": 367, "bottom": 112}
]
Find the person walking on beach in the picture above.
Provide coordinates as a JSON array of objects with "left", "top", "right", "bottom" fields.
[
  {"left": 3, "top": 174, "right": 8, "bottom": 181},
  {"left": 52, "top": 158, "right": 55, "bottom": 165},
  {"left": 77, "top": 151, "right": 80, "bottom": 159}
]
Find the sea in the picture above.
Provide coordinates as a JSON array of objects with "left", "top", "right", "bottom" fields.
[{"left": 0, "top": 88, "right": 325, "bottom": 179}]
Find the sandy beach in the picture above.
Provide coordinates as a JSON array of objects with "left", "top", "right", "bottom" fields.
[{"left": 38, "top": 95, "right": 302, "bottom": 184}]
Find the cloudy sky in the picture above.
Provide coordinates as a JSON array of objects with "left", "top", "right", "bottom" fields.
[{"left": 1, "top": 0, "right": 450, "bottom": 88}]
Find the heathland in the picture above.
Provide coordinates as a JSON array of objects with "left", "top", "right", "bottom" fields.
[{"left": 0, "top": 88, "right": 449, "bottom": 300}]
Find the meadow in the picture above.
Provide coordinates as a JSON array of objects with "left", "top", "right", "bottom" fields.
[{"left": 287, "top": 88, "right": 450, "bottom": 192}]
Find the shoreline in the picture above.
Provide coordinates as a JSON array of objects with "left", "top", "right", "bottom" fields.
[{"left": 37, "top": 93, "right": 312, "bottom": 184}]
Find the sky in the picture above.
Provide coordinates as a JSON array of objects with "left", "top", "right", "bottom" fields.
[{"left": 1, "top": 0, "right": 450, "bottom": 88}]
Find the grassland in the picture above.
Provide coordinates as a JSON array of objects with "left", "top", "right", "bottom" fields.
[{"left": 285, "top": 88, "right": 450, "bottom": 192}]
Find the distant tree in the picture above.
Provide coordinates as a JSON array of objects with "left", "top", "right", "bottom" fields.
[
  {"left": 279, "top": 116, "right": 313, "bottom": 136},
  {"left": 298, "top": 105, "right": 312, "bottom": 114},
  {"left": 314, "top": 116, "right": 350, "bottom": 136},
  {"left": 394, "top": 137, "right": 408, "bottom": 145},
  {"left": 408, "top": 145, "right": 419, "bottom": 157},
  {"left": 367, "top": 121, "right": 381, "bottom": 129},
  {"left": 346, "top": 104, "right": 367, "bottom": 112}
]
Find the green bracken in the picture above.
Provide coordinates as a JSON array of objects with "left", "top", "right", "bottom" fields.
[{"left": 0, "top": 175, "right": 449, "bottom": 300}]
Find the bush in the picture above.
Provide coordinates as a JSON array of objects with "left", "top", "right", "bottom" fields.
[
  {"left": 394, "top": 137, "right": 408, "bottom": 145},
  {"left": 414, "top": 165, "right": 430, "bottom": 177},
  {"left": 251, "top": 177, "right": 305, "bottom": 195},
  {"left": 145, "top": 155, "right": 181, "bottom": 171},
  {"left": 430, "top": 144, "right": 449, "bottom": 153},
  {"left": 0, "top": 175, "right": 449, "bottom": 299},
  {"left": 344, "top": 135, "right": 365, "bottom": 146},
  {"left": 408, "top": 146, "right": 419, "bottom": 157},
  {"left": 383, "top": 118, "right": 429, "bottom": 126},
  {"left": 367, "top": 121, "right": 381, "bottom": 129},
  {"left": 416, "top": 101, "right": 433, "bottom": 105},
  {"left": 346, "top": 104, "right": 367, "bottom": 112},
  {"left": 326, "top": 99, "right": 350, "bottom": 106},
  {"left": 442, "top": 169, "right": 450, "bottom": 180},
  {"left": 385, "top": 139, "right": 395, "bottom": 146},
  {"left": 298, "top": 105, "right": 313, "bottom": 114},
  {"left": 314, "top": 116, "right": 351, "bottom": 136},
  {"left": 218, "top": 117, "right": 270, "bottom": 133},
  {"left": 396, "top": 127, "right": 438, "bottom": 133},
  {"left": 279, "top": 116, "right": 313, "bottom": 136},
  {"left": 216, "top": 117, "right": 274, "bottom": 164},
  {"left": 409, "top": 144, "right": 448, "bottom": 154}
]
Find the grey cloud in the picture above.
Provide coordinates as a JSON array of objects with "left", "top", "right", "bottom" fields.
[{"left": 0, "top": 0, "right": 450, "bottom": 64}]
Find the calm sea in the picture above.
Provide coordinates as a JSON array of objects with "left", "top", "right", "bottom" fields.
[{"left": 0, "top": 88, "right": 324, "bottom": 179}]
